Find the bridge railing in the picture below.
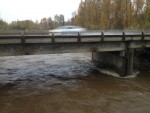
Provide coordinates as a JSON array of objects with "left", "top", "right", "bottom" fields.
[{"left": 0, "top": 31, "right": 150, "bottom": 44}]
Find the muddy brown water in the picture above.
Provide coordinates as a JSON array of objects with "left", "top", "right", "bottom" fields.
[{"left": 0, "top": 53, "right": 150, "bottom": 113}]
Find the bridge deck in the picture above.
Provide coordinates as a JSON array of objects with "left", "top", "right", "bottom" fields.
[{"left": 0, "top": 31, "right": 150, "bottom": 56}]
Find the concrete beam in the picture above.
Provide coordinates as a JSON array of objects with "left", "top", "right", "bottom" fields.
[{"left": 0, "top": 42, "right": 125, "bottom": 56}]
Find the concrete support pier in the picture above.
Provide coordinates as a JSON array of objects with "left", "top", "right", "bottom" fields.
[{"left": 92, "top": 49, "right": 134, "bottom": 77}]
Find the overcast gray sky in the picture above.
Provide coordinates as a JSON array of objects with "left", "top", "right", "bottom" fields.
[{"left": 0, "top": 0, "right": 81, "bottom": 22}]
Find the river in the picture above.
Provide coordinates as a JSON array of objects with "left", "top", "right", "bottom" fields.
[{"left": 0, "top": 53, "right": 150, "bottom": 113}]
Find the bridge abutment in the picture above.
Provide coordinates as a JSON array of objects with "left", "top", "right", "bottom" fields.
[{"left": 92, "top": 49, "right": 134, "bottom": 77}]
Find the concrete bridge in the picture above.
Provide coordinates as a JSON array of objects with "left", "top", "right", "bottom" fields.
[{"left": 0, "top": 31, "right": 150, "bottom": 76}]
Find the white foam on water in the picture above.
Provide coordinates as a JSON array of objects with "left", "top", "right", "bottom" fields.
[
  {"left": 99, "top": 69, "right": 139, "bottom": 79},
  {"left": 123, "top": 71, "right": 139, "bottom": 79},
  {"left": 99, "top": 69, "right": 120, "bottom": 78}
]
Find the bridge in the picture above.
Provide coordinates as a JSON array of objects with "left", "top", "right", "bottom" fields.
[{"left": 0, "top": 31, "right": 150, "bottom": 77}]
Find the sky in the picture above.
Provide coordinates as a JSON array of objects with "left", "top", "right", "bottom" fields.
[{"left": 0, "top": 0, "right": 81, "bottom": 23}]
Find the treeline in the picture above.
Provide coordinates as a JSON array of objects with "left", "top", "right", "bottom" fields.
[
  {"left": 71, "top": 0, "right": 150, "bottom": 30},
  {"left": 0, "top": 14, "right": 65, "bottom": 30},
  {"left": 0, "top": 0, "right": 150, "bottom": 30}
]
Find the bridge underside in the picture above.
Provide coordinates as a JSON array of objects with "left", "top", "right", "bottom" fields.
[
  {"left": 0, "top": 41, "right": 150, "bottom": 56},
  {"left": 92, "top": 50, "right": 134, "bottom": 77}
]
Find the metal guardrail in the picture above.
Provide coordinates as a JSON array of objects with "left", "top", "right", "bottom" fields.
[{"left": 0, "top": 31, "right": 150, "bottom": 44}]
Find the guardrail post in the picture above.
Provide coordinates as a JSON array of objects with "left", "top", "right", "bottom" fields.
[
  {"left": 21, "top": 31, "right": 25, "bottom": 44},
  {"left": 122, "top": 31, "right": 125, "bottom": 41},
  {"left": 78, "top": 32, "right": 81, "bottom": 42},
  {"left": 52, "top": 33, "right": 55, "bottom": 43},
  {"left": 142, "top": 31, "right": 145, "bottom": 40},
  {"left": 101, "top": 32, "right": 104, "bottom": 41}
]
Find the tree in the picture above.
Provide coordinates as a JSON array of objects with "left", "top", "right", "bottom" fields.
[
  {"left": 0, "top": 19, "right": 8, "bottom": 30},
  {"left": 9, "top": 20, "right": 40, "bottom": 30},
  {"left": 54, "top": 14, "right": 65, "bottom": 27}
]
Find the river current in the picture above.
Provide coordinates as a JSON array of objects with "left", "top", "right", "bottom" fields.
[{"left": 0, "top": 53, "right": 150, "bottom": 113}]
